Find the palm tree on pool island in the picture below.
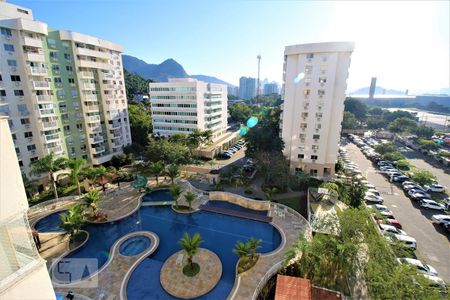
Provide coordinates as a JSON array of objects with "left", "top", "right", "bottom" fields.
[{"left": 178, "top": 232, "right": 203, "bottom": 277}]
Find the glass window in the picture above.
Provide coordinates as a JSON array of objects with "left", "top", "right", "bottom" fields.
[
  {"left": 7, "top": 59, "right": 17, "bottom": 67},
  {"left": 3, "top": 44, "right": 14, "bottom": 52},
  {"left": 1, "top": 28, "right": 12, "bottom": 36},
  {"left": 14, "top": 90, "right": 24, "bottom": 96},
  {"left": 0, "top": 90, "right": 6, "bottom": 97}
]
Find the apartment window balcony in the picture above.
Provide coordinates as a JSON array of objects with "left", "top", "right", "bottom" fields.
[
  {"left": 32, "top": 81, "right": 50, "bottom": 90},
  {"left": 43, "top": 133, "right": 60, "bottom": 142},
  {"left": 90, "top": 136, "right": 104, "bottom": 144},
  {"left": 104, "top": 84, "right": 115, "bottom": 90},
  {"left": 87, "top": 115, "right": 101, "bottom": 123},
  {"left": 92, "top": 145, "right": 106, "bottom": 154},
  {"left": 84, "top": 105, "right": 99, "bottom": 112},
  {"left": 82, "top": 83, "right": 96, "bottom": 90},
  {"left": 45, "top": 145, "right": 63, "bottom": 154},
  {"left": 35, "top": 95, "right": 52, "bottom": 102},
  {"left": 108, "top": 121, "right": 121, "bottom": 129},
  {"left": 37, "top": 109, "right": 55, "bottom": 117},
  {"left": 75, "top": 47, "right": 111, "bottom": 60},
  {"left": 27, "top": 66, "right": 47, "bottom": 76},
  {"left": 24, "top": 52, "right": 45, "bottom": 62},
  {"left": 84, "top": 94, "right": 98, "bottom": 102},
  {"left": 41, "top": 121, "right": 58, "bottom": 129},
  {"left": 80, "top": 71, "right": 95, "bottom": 79}
]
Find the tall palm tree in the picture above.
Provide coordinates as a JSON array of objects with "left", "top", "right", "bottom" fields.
[
  {"left": 184, "top": 192, "right": 196, "bottom": 210},
  {"left": 67, "top": 158, "right": 86, "bottom": 196},
  {"left": 22, "top": 174, "right": 38, "bottom": 199},
  {"left": 178, "top": 232, "right": 203, "bottom": 268},
  {"left": 187, "top": 129, "right": 203, "bottom": 150},
  {"left": 169, "top": 184, "right": 182, "bottom": 206},
  {"left": 83, "top": 189, "right": 103, "bottom": 216},
  {"left": 248, "top": 237, "right": 262, "bottom": 259},
  {"left": 232, "top": 241, "right": 250, "bottom": 259},
  {"left": 200, "top": 130, "right": 213, "bottom": 146},
  {"left": 59, "top": 204, "right": 86, "bottom": 239},
  {"left": 149, "top": 161, "right": 164, "bottom": 185},
  {"left": 166, "top": 164, "right": 179, "bottom": 184},
  {"left": 263, "top": 187, "right": 278, "bottom": 202},
  {"left": 29, "top": 153, "right": 67, "bottom": 200}
]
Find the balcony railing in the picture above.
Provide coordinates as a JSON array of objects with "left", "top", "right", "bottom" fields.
[
  {"left": 46, "top": 145, "right": 63, "bottom": 154},
  {"left": 84, "top": 105, "right": 100, "bottom": 112},
  {"left": 43, "top": 133, "right": 60, "bottom": 142},
  {"left": 32, "top": 81, "right": 50, "bottom": 89},
  {"left": 92, "top": 146, "right": 106, "bottom": 153},
  {"left": 27, "top": 66, "right": 47, "bottom": 76},
  {"left": 22, "top": 36, "right": 43, "bottom": 48},
  {"left": 87, "top": 115, "right": 101, "bottom": 123},
  {"left": 83, "top": 94, "right": 98, "bottom": 101},
  {"left": 37, "top": 109, "right": 55, "bottom": 117},
  {"left": 42, "top": 121, "right": 58, "bottom": 129},
  {"left": 35, "top": 95, "right": 52, "bottom": 102},
  {"left": 79, "top": 71, "right": 95, "bottom": 79},
  {"left": 82, "top": 83, "right": 96, "bottom": 90},
  {"left": 90, "top": 136, "right": 104, "bottom": 144}
]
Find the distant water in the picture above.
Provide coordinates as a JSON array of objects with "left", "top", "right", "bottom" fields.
[{"left": 386, "top": 108, "right": 449, "bottom": 129}]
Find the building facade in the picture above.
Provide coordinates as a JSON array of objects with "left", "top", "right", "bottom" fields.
[
  {"left": 149, "top": 78, "right": 228, "bottom": 141},
  {"left": 238, "top": 76, "right": 256, "bottom": 100},
  {"left": 0, "top": 1, "right": 131, "bottom": 177},
  {"left": 281, "top": 42, "right": 354, "bottom": 178},
  {"left": 0, "top": 116, "right": 55, "bottom": 299},
  {"left": 264, "top": 82, "right": 279, "bottom": 95}
]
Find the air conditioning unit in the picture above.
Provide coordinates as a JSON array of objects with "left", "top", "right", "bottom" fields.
[
  {"left": 11, "top": 67, "right": 17, "bottom": 72},
  {"left": 25, "top": 124, "right": 30, "bottom": 129},
  {"left": 31, "top": 150, "right": 36, "bottom": 155},
  {"left": 27, "top": 137, "right": 33, "bottom": 142},
  {"left": 5, "top": 36, "right": 11, "bottom": 40},
  {"left": 15, "top": 82, "right": 21, "bottom": 86}
]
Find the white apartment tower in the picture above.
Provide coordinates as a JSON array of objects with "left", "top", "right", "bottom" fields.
[
  {"left": 0, "top": 116, "right": 55, "bottom": 299},
  {"left": 281, "top": 42, "right": 354, "bottom": 178},
  {"left": 0, "top": 1, "right": 131, "bottom": 177},
  {"left": 149, "top": 78, "right": 228, "bottom": 141}
]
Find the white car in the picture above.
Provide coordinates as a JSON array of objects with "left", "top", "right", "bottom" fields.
[
  {"left": 385, "top": 233, "right": 417, "bottom": 249},
  {"left": 369, "top": 204, "right": 394, "bottom": 217},
  {"left": 364, "top": 194, "right": 384, "bottom": 203},
  {"left": 380, "top": 224, "right": 406, "bottom": 235},
  {"left": 424, "top": 184, "right": 445, "bottom": 193},
  {"left": 367, "top": 189, "right": 381, "bottom": 197},
  {"left": 431, "top": 214, "right": 450, "bottom": 224},
  {"left": 420, "top": 199, "right": 446, "bottom": 211},
  {"left": 422, "top": 274, "right": 447, "bottom": 288},
  {"left": 397, "top": 258, "right": 438, "bottom": 276}
]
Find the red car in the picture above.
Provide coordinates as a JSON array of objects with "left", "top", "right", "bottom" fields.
[{"left": 376, "top": 219, "right": 402, "bottom": 230}]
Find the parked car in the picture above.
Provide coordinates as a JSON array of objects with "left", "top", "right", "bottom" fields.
[
  {"left": 379, "top": 224, "right": 407, "bottom": 235},
  {"left": 402, "top": 183, "right": 419, "bottom": 191},
  {"left": 408, "top": 189, "right": 431, "bottom": 198},
  {"left": 420, "top": 199, "right": 446, "bottom": 211},
  {"left": 369, "top": 204, "right": 394, "bottom": 218},
  {"left": 431, "top": 215, "right": 450, "bottom": 225},
  {"left": 376, "top": 218, "right": 403, "bottom": 229},
  {"left": 424, "top": 184, "right": 445, "bottom": 193},
  {"left": 367, "top": 189, "right": 381, "bottom": 197},
  {"left": 397, "top": 258, "right": 439, "bottom": 276},
  {"left": 384, "top": 232, "right": 417, "bottom": 249},
  {"left": 422, "top": 274, "right": 447, "bottom": 289},
  {"left": 392, "top": 175, "right": 409, "bottom": 183},
  {"left": 365, "top": 194, "right": 384, "bottom": 203}
]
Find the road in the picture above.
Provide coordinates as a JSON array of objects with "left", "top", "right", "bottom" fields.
[
  {"left": 386, "top": 108, "right": 449, "bottom": 130},
  {"left": 397, "top": 144, "right": 450, "bottom": 185},
  {"left": 346, "top": 143, "right": 450, "bottom": 283}
]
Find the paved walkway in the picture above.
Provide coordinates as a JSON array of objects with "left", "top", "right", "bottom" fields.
[{"left": 160, "top": 249, "right": 222, "bottom": 299}]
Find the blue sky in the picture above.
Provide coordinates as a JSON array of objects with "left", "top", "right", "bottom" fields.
[{"left": 13, "top": 0, "right": 450, "bottom": 93}]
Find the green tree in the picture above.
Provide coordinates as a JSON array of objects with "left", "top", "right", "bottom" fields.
[
  {"left": 382, "top": 110, "right": 418, "bottom": 123},
  {"left": 124, "top": 69, "right": 151, "bottom": 100},
  {"left": 389, "top": 117, "right": 417, "bottom": 133},
  {"left": 413, "top": 125, "right": 435, "bottom": 139},
  {"left": 417, "top": 139, "right": 441, "bottom": 152},
  {"left": 110, "top": 153, "right": 134, "bottom": 169},
  {"left": 368, "top": 107, "right": 384, "bottom": 116},
  {"left": 381, "top": 151, "right": 404, "bottom": 162},
  {"left": 59, "top": 204, "right": 86, "bottom": 239},
  {"left": 342, "top": 111, "right": 358, "bottom": 129},
  {"left": 254, "top": 151, "right": 290, "bottom": 190},
  {"left": 67, "top": 158, "right": 86, "bottom": 196},
  {"left": 128, "top": 103, "right": 152, "bottom": 151},
  {"left": 29, "top": 153, "right": 67, "bottom": 200},
  {"left": 367, "top": 118, "right": 386, "bottom": 129},
  {"left": 411, "top": 170, "right": 436, "bottom": 186},
  {"left": 396, "top": 159, "right": 411, "bottom": 170},
  {"left": 184, "top": 191, "right": 196, "bottom": 210},
  {"left": 320, "top": 182, "right": 340, "bottom": 196},
  {"left": 148, "top": 161, "right": 164, "bottom": 185},
  {"left": 83, "top": 189, "right": 103, "bottom": 216},
  {"left": 229, "top": 103, "right": 259, "bottom": 123},
  {"left": 374, "top": 143, "right": 398, "bottom": 155},
  {"left": 346, "top": 181, "right": 367, "bottom": 208},
  {"left": 263, "top": 187, "right": 278, "bottom": 202},
  {"left": 248, "top": 237, "right": 262, "bottom": 259},
  {"left": 22, "top": 174, "right": 38, "bottom": 200},
  {"left": 232, "top": 241, "right": 251, "bottom": 259},
  {"left": 178, "top": 232, "right": 203, "bottom": 276},
  {"left": 344, "top": 98, "right": 367, "bottom": 120},
  {"left": 169, "top": 184, "right": 182, "bottom": 206},
  {"left": 165, "top": 164, "right": 180, "bottom": 184},
  {"left": 145, "top": 138, "right": 191, "bottom": 165}
]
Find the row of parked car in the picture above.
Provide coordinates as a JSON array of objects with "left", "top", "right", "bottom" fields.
[
  {"left": 339, "top": 142, "right": 447, "bottom": 289},
  {"left": 217, "top": 140, "right": 246, "bottom": 159}
]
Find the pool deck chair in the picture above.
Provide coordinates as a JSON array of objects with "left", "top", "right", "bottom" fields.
[{"left": 176, "top": 254, "right": 184, "bottom": 266}]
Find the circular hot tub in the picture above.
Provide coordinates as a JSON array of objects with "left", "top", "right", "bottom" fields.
[{"left": 119, "top": 235, "right": 151, "bottom": 256}]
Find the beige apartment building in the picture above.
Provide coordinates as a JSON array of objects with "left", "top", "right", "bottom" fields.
[
  {"left": 149, "top": 78, "right": 228, "bottom": 141},
  {"left": 0, "top": 116, "right": 55, "bottom": 300},
  {"left": 0, "top": 0, "right": 131, "bottom": 178},
  {"left": 281, "top": 42, "right": 354, "bottom": 178}
]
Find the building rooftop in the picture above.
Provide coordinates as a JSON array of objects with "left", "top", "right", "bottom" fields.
[{"left": 285, "top": 41, "right": 355, "bottom": 55}]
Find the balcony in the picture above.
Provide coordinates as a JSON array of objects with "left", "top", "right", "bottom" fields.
[
  {"left": 22, "top": 36, "right": 43, "bottom": 48},
  {"left": 24, "top": 52, "right": 45, "bottom": 62},
  {"left": 75, "top": 47, "right": 111, "bottom": 59},
  {"left": 82, "top": 83, "right": 96, "bottom": 90},
  {"left": 83, "top": 94, "right": 98, "bottom": 102},
  {"left": 80, "top": 71, "right": 95, "bottom": 79},
  {"left": 43, "top": 133, "right": 60, "bottom": 143},
  {"left": 41, "top": 120, "right": 58, "bottom": 129},
  {"left": 112, "top": 141, "right": 122, "bottom": 147},
  {"left": 108, "top": 121, "right": 121, "bottom": 129},
  {"left": 27, "top": 66, "right": 47, "bottom": 76},
  {"left": 92, "top": 145, "right": 106, "bottom": 154},
  {"left": 37, "top": 109, "right": 55, "bottom": 117},
  {"left": 84, "top": 105, "right": 100, "bottom": 112},
  {"left": 35, "top": 95, "right": 52, "bottom": 102},
  {"left": 104, "top": 84, "right": 115, "bottom": 90},
  {"left": 32, "top": 81, "right": 50, "bottom": 90},
  {"left": 78, "top": 59, "right": 112, "bottom": 70},
  {"left": 105, "top": 94, "right": 115, "bottom": 100},
  {"left": 87, "top": 126, "right": 102, "bottom": 133},
  {"left": 46, "top": 145, "right": 64, "bottom": 154},
  {"left": 101, "top": 73, "right": 114, "bottom": 79},
  {"left": 87, "top": 115, "right": 101, "bottom": 123},
  {"left": 90, "top": 136, "right": 104, "bottom": 144}
]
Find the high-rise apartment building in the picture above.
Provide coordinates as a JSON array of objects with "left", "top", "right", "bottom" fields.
[
  {"left": 264, "top": 82, "right": 279, "bottom": 95},
  {"left": 0, "top": 116, "right": 55, "bottom": 299},
  {"left": 238, "top": 76, "right": 256, "bottom": 100},
  {"left": 281, "top": 42, "right": 354, "bottom": 178},
  {"left": 0, "top": 1, "right": 131, "bottom": 177},
  {"left": 149, "top": 78, "right": 228, "bottom": 141}
]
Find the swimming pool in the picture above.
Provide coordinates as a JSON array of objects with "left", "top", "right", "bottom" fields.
[
  {"left": 42, "top": 204, "right": 281, "bottom": 299},
  {"left": 207, "top": 200, "right": 268, "bottom": 216},
  {"left": 35, "top": 210, "right": 68, "bottom": 232},
  {"left": 119, "top": 235, "right": 152, "bottom": 256},
  {"left": 141, "top": 189, "right": 173, "bottom": 202}
]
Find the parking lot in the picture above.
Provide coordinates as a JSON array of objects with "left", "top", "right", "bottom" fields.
[{"left": 346, "top": 142, "right": 450, "bottom": 283}]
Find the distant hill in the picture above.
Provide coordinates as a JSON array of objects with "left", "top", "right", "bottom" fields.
[
  {"left": 123, "top": 55, "right": 234, "bottom": 87},
  {"left": 350, "top": 86, "right": 405, "bottom": 95}
]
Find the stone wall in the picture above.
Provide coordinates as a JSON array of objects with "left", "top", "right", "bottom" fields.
[{"left": 209, "top": 191, "right": 270, "bottom": 211}]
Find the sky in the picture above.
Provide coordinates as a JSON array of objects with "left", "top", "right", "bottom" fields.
[{"left": 12, "top": 0, "right": 450, "bottom": 94}]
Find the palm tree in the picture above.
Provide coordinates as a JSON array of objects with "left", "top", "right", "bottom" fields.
[
  {"left": 29, "top": 153, "right": 67, "bottom": 200},
  {"left": 59, "top": 204, "right": 86, "bottom": 240},
  {"left": 187, "top": 129, "right": 203, "bottom": 150},
  {"left": 95, "top": 166, "right": 109, "bottom": 192},
  {"left": 178, "top": 232, "right": 203, "bottom": 268},
  {"left": 149, "top": 161, "right": 164, "bottom": 185},
  {"left": 67, "top": 158, "right": 86, "bottom": 196},
  {"left": 169, "top": 184, "right": 182, "bottom": 206},
  {"left": 200, "top": 130, "right": 213, "bottom": 146},
  {"left": 184, "top": 192, "right": 196, "bottom": 210},
  {"left": 248, "top": 237, "right": 262, "bottom": 259},
  {"left": 264, "top": 187, "right": 278, "bottom": 202},
  {"left": 166, "top": 164, "right": 179, "bottom": 184},
  {"left": 232, "top": 241, "right": 250, "bottom": 259},
  {"left": 22, "top": 174, "right": 38, "bottom": 200},
  {"left": 83, "top": 189, "right": 103, "bottom": 217}
]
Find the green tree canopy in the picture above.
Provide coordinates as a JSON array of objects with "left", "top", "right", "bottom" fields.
[
  {"left": 389, "top": 117, "right": 418, "bottom": 133},
  {"left": 417, "top": 139, "right": 441, "bottom": 151},
  {"left": 413, "top": 125, "right": 435, "bottom": 139},
  {"left": 374, "top": 143, "right": 398, "bottom": 155},
  {"left": 411, "top": 170, "right": 436, "bottom": 186},
  {"left": 29, "top": 153, "right": 67, "bottom": 200},
  {"left": 229, "top": 103, "right": 259, "bottom": 123},
  {"left": 342, "top": 111, "right": 359, "bottom": 129},
  {"left": 344, "top": 98, "right": 367, "bottom": 120},
  {"left": 128, "top": 104, "right": 152, "bottom": 151}
]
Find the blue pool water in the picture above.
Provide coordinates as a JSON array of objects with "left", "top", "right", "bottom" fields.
[
  {"left": 208, "top": 200, "right": 268, "bottom": 216},
  {"left": 142, "top": 189, "right": 173, "bottom": 202},
  {"left": 35, "top": 210, "right": 68, "bottom": 232},
  {"left": 119, "top": 236, "right": 151, "bottom": 256},
  {"left": 41, "top": 206, "right": 281, "bottom": 299}
]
